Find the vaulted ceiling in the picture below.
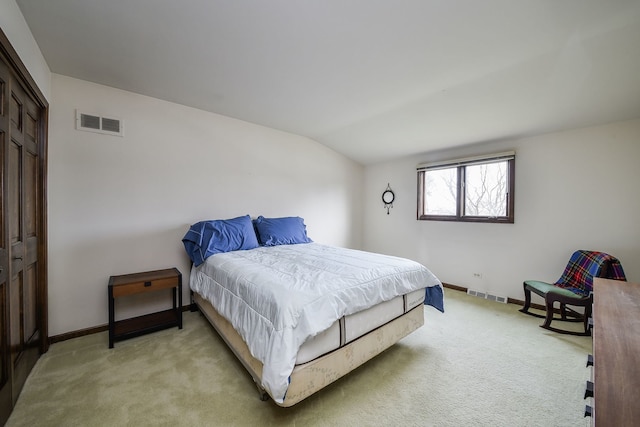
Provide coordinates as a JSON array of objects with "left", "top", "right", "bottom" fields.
[{"left": 17, "top": 0, "right": 640, "bottom": 164}]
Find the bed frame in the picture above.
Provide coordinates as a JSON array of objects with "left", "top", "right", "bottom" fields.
[{"left": 192, "top": 291, "right": 425, "bottom": 406}]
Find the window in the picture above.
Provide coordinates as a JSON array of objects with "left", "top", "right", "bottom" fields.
[{"left": 417, "top": 152, "right": 515, "bottom": 223}]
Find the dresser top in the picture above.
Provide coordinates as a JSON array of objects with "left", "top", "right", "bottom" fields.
[{"left": 592, "top": 278, "right": 640, "bottom": 425}]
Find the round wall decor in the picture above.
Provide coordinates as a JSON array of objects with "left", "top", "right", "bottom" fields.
[{"left": 382, "top": 183, "right": 395, "bottom": 214}]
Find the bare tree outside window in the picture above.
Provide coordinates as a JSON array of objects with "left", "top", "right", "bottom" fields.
[
  {"left": 464, "top": 162, "right": 507, "bottom": 217},
  {"left": 424, "top": 168, "right": 457, "bottom": 215}
]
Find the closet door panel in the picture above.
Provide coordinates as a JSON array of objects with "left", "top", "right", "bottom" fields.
[
  {"left": 24, "top": 140, "right": 39, "bottom": 345},
  {"left": 8, "top": 79, "right": 40, "bottom": 403},
  {"left": 0, "top": 57, "right": 10, "bottom": 417}
]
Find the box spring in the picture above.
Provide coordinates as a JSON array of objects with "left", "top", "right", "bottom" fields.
[{"left": 193, "top": 291, "right": 425, "bottom": 406}]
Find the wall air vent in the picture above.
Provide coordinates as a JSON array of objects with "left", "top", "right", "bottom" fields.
[
  {"left": 76, "top": 110, "right": 124, "bottom": 137},
  {"left": 467, "top": 289, "right": 508, "bottom": 304}
]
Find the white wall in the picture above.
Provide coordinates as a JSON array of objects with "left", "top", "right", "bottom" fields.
[
  {"left": 363, "top": 119, "right": 640, "bottom": 305},
  {"left": 0, "top": 0, "right": 51, "bottom": 100},
  {"left": 48, "top": 74, "right": 363, "bottom": 336}
]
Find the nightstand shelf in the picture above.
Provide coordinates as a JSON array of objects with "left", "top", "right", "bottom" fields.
[{"left": 108, "top": 268, "right": 182, "bottom": 348}]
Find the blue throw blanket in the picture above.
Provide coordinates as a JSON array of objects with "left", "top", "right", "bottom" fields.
[{"left": 425, "top": 285, "right": 445, "bottom": 312}]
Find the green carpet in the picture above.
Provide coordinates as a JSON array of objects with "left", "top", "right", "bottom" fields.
[{"left": 7, "top": 289, "right": 592, "bottom": 426}]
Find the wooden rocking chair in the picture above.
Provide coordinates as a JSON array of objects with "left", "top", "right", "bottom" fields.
[{"left": 520, "top": 250, "right": 626, "bottom": 336}]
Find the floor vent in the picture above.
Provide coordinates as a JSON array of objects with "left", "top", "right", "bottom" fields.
[
  {"left": 76, "top": 110, "right": 124, "bottom": 137},
  {"left": 467, "top": 289, "right": 508, "bottom": 304}
]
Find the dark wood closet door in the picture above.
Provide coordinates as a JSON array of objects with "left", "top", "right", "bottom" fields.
[
  {"left": 8, "top": 68, "right": 41, "bottom": 405},
  {"left": 0, "top": 49, "right": 12, "bottom": 421},
  {"left": 0, "top": 29, "right": 48, "bottom": 424}
]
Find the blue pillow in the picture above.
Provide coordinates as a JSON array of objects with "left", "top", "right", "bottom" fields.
[
  {"left": 182, "top": 215, "right": 259, "bottom": 266},
  {"left": 253, "top": 216, "right": 313, "bottom": 246}
]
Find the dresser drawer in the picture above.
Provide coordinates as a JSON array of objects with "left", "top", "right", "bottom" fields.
[{"left": 112, "top": 276, "right": 179, "bottom": 297}]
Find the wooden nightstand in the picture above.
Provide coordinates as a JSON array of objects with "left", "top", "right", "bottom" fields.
[{"left": 108, "top": 267, "right": 182, "bottom": 348}]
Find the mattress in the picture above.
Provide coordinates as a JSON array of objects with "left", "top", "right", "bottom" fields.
[
  {"left": 296, "top": 288, "right": 425, "bottom": 364},
  {"left": 190, "top": 243, "right": 442, "bottom": 402}
]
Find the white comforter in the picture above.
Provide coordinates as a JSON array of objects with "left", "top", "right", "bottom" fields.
[{"left": 189, "top": 243, "right": 441, "bottom": 403}]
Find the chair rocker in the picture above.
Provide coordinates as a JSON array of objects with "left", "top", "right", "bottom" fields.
[{"left": 520, "top": 250, "right": 626, "bottom": 336}]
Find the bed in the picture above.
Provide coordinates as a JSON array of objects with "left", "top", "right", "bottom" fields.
[{"left": 183, "top": 215, "right": 444, "bottom": 406}]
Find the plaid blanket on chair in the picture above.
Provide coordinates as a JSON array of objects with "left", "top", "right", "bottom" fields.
[{"left": 554, "top": 250, "right": 626, "bottom": 296}]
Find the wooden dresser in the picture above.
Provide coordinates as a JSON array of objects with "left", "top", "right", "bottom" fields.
[{"left": 591, "top": 278, "right": 640, "bottom": 425}]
